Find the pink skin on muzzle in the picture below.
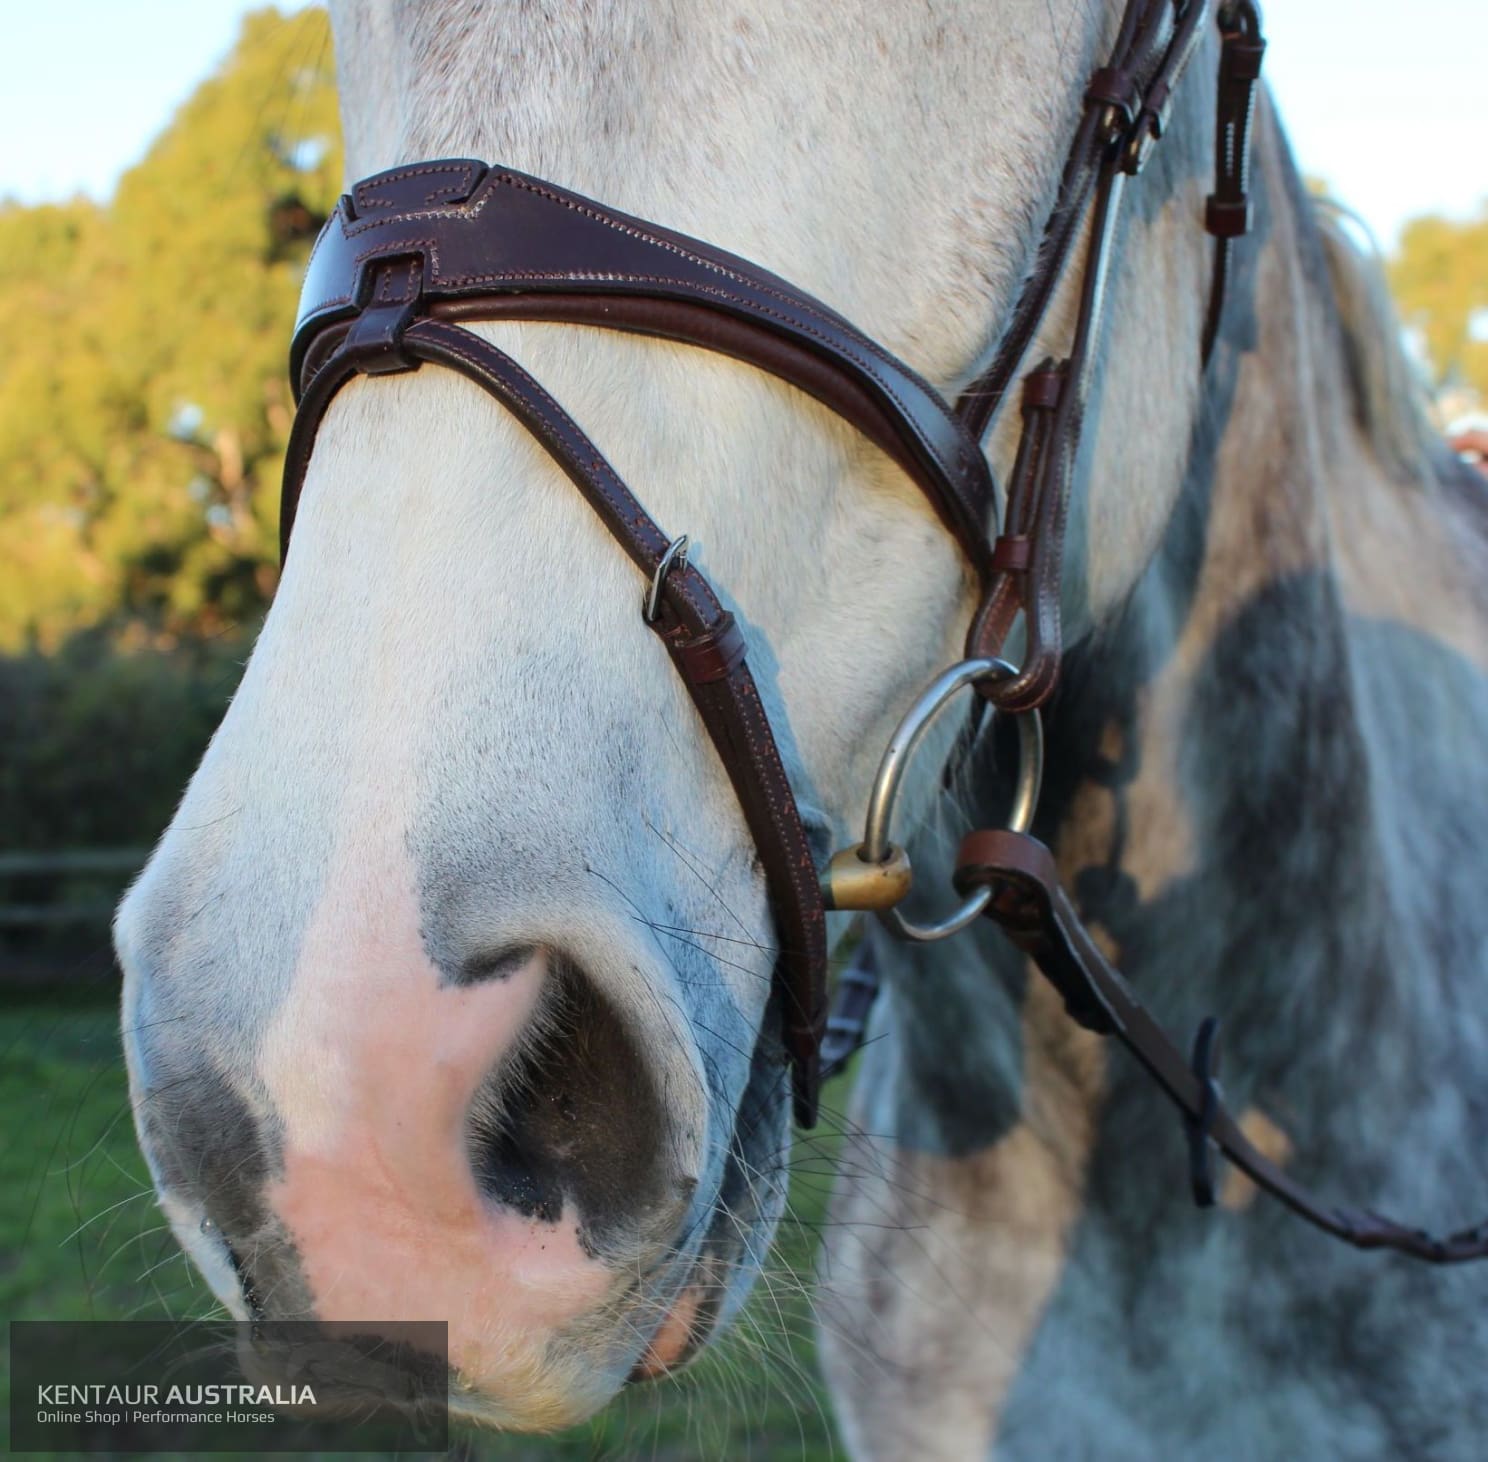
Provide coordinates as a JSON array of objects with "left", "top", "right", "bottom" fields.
[{"left": 256, "top": 860, "right": 622, "bottom": 1414}]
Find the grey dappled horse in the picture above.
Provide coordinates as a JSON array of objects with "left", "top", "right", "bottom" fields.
[{"left": 115, "top": 0, "right": 1488, "bottom": 1453}]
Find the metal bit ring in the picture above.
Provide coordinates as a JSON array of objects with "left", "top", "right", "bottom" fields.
[{"left": 864, "top": 657, "right": 1043, "bottom": 942}]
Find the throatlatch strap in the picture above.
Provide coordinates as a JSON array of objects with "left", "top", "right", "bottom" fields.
[{"left": 1203, "top": 0, "right": 1267, "bottom": 360}]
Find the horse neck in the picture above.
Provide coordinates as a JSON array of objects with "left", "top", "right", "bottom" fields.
[{"left": 863, "top": 94, "right": 1488, "bottom": 1235}]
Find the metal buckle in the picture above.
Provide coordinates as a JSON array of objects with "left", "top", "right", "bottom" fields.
[
  {"left": 1122, "top": 114, "right": 1160, "bottom": 174},
  {"left": 820, "top": 658, "right": 1044, "bottom": 942},
  {"left": 643, "top": 535, "right": 690, "bottom": 623}
]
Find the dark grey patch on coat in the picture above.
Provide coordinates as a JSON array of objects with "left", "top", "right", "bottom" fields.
[
  {"left": 129, "top": 977, "right": 314, "bottom": 1317},
  {"left": 995, "top": 582, "right": 1488, "bottom": 1459},
  {"left": 133, "top": 1022, "right": 271, "bottom": 1241}
]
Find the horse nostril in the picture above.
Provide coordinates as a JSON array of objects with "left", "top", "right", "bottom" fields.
[
  {"left": 475, "top": 1119, "right": 567, "bottom": 1226},
  {"left": 467, "top": 953, "right": 683, "bottom": 1261}
]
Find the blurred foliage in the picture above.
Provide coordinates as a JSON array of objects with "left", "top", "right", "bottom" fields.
[
  {"left": 1389, "top": 203, "right": 1488, "bottom": 401},
  {"left": 0, "top": 5, "right": 341, "bottom": 653},
  {"left": 0, "top": 627, "right": 245, "bottom": 849},
  {"left": 0, "top": 5, "right": 1482, "bottom": 870}
]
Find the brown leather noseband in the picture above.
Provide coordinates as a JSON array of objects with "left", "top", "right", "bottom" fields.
[
  {"left": 282, "top": 0, "right": 1488, "bottom": 1261},
  {"left": 283, "top": 157, "right": 1002, "bottom": 1127}
]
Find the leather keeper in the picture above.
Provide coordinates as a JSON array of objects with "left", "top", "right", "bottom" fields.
[
  {"left": 344, "top": 300, "right": 420, "bottom": 375},
  {"left": 668, "top": 614, "right": 748, "bottom": 685},
  {"left": 1084, "top": 66, "right": 1139, "bottom": 124},
  {"left": 1205, "top": 196, "right": 1252, "bottom": 238},
  {"left": 1022, "top": 366, "right": 1064, "bottom": 412},
  {"left": 1223, "top": 37, "right": 1267, "bottom": 81},
  {"left": 991, "top": 534, "right": 1033, "bottom": 572}
]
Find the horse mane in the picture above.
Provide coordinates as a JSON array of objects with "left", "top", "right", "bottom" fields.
[{"left": 1310, "top": 196, "right": 1444, "bottom": 488}]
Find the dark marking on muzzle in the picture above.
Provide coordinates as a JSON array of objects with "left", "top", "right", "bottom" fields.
[
  {"left": 135, "top": 1054, "right": 270, "bottom": 1239},
  {"left": 131, "top": 1006, "right": 313, "bottom": 1316},
  {"left": 447, "top": 941, "right": 539, "bottom": 987}
]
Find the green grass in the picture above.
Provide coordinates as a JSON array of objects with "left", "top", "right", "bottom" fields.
[{"left": 0, "top": 986, "right": 846, "bottom": 1459}]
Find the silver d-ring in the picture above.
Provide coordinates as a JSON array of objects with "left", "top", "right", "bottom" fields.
[{"left": 865, "top": 657, "right": 1043, "bottom": 943}]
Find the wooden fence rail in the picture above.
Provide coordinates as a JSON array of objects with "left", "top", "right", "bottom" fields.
[{"left": 0, "top": 849, "right": 147, "bottom": 929}]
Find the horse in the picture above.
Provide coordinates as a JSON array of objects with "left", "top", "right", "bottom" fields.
[{"left": 114, "top": 0, "right": 1488, "bottom": 1452}]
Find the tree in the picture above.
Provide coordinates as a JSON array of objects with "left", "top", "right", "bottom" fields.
[
  {"left": 0, "top": 6, "right": 342, "bottom": 651},
  {"left": 1389, "top": 204, "right": 1488, "bottom": 404}
]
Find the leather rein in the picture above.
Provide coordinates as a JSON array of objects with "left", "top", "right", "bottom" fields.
[{"left": 280, "top": 0, "right": 1488, "bottom": 1261}]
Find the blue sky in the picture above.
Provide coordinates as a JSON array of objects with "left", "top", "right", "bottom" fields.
[{"left": 1, "top": 1, "right": 1483, "bottom": 248}]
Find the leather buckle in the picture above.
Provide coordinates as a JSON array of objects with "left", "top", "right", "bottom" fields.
[{"left": 1122, "top": 112, "right": 1162, "bottom": 175}]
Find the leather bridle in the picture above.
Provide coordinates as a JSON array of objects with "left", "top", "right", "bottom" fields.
[{"left": 281, "top": 0, "right": 1488, "bottom": 1261}]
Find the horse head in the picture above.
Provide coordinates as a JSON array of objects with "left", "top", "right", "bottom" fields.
[{"left": 116, "top": 0, "right": 1215, "bottom": 1428}]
